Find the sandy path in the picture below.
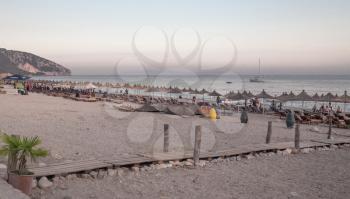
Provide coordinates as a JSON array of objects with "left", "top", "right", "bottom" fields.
[
  {"left": 0, "top": 93, "right": 349, "bottom": 165},
  {"left": 33, "top": 147, "right": 350, "bottom": 199}
]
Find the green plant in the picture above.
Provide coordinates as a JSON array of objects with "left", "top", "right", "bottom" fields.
[{"left": 0, "top": 134, "right": 48, "bottom": 175}]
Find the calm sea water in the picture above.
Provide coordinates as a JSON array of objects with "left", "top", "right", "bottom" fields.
[{"left": 32, "top": 74, "right": 350, "bottom": 96}]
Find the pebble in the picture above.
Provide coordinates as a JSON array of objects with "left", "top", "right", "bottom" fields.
[
  {"left": 97, "top": 170, "right": 106, "bottom": 179},
  {"left": 309, "top": 126, "right": 320, "bottom": 132},
  {"left": 32, "top": 179, "right": 37, "bottom": 188},
  {"left": 38, "top": 162, "right": 47, "bottom": 167},
  {"left": 107, "top": 169, "right": 116, "bottom": 176},
  {"left": 0, "top": 163, "right": 7, "bottom": 169},
  {"left": 89, "top": 171, "right": 98, "bottom": 179},
  {"left": 66, "top": 174, "right": 77, "bottom": 180},
  {"left": 38, "top": 177, "right": 53, "bottom": 189}
]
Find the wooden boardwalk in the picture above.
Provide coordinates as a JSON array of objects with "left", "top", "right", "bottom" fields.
[{"left": 27, "top": 139, "right": 350, "bottom": 177}]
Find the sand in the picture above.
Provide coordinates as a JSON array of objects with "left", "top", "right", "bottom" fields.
[
  {"left": 32, "top": 147, "right": 350, "bottom": 199},
  {"left": 0, "top": 93, "right": 349, "bottom": 165}
]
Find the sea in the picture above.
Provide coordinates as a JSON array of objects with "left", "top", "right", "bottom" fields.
[{"left": 32, "top": 74, "right": 350, "bottom": 111}]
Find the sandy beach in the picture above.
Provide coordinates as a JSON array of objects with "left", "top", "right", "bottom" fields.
[
  {"left": 31, "top": 147, "right": 350, "bottom": 199},
  {"left": 0, "top": 93, "right": 349, "bottom": 166}
]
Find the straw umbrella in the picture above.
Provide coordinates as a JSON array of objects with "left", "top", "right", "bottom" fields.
[
  {"left": 295, "top": 90, "right": 313, "bottom": 109},
  {"left": 341, "top": 91, "right": 348, "bottom": 111},
  {"left": 255, "top": 90, "right": 274, "bottom": 114}
]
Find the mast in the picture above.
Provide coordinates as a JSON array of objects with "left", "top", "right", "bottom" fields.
[{"left": 258, "top": 58, "right": 261, "bottom": 75}]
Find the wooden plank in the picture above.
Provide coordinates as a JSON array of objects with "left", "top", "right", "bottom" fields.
[{"left": 310, "top": 139, "right": 350, "bottom": 145}]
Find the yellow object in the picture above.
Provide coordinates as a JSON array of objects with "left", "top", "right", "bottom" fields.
[{"left": 209, "top": 108, "right": 217, "bottom": 120}]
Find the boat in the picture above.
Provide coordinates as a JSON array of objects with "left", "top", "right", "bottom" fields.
[
  {"left": 249, "top": 58, "right": 264, "bottom": 83},
  {"left": 226, "top": 81, "right": 232, "bottom": 84}
]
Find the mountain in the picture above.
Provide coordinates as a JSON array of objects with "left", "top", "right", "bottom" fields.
[{"left": 0, "top": 48, "right": 71, "bottom": 76}]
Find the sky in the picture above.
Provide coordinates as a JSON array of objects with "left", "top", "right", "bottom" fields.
[{"left": 0, "top": 0, "right": 349, "bottom": 75}]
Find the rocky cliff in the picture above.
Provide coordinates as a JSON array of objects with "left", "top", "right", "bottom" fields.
[{"left": 0, "top": 48, "right": 71, "bottom": 76}]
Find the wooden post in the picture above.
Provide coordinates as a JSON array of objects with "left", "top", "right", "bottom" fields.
[
  {"left": 193, "top": 125, "right": 202, "bottom": 166},
  {"left": 328, "top": 116, "right": 332, "bottom": 139},
  {"left": 295, "top": 123, "right": 300, "bottom": 149},
  {"left": 163, "top": 124, "right": 169, "bottom": 153},
  {"left": 266, "top": 121, "right": 272, "bottom": 144}
]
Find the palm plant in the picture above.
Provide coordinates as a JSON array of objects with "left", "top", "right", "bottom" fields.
[{"left": 0, "top": 134, "right": 48, "bottom": 175}]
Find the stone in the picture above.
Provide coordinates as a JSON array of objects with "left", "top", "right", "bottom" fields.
[
  {"left": 107, "top": 169, "right": 116, "bottom": 177},
  {"left": 63, "top": 196, "right": 72, "bottom": 199},
  {"left": 309, "top": 126, "right": 320, "bottom": 133},
  {"left": 116, "top": 168, "right": 124, "bottom": 176},
  {"left": 245, "top": 154, "right": 255, "bottom": 160},
  {"left": 156, "top": 164, "right": 167, "bottom": 169},
  {"left": 282, "top": 148, "right": 292, "bottom": 155},
  {"left": 38, "top": 177, "right": 53, "bottom": 189},
  {"left": 0, "top": 163, "right": 7, "bottom": 170},
  {"left": 66, "top": 174, "right": 77, "bottom": 180},
  {"left": 53, "top": 153, "right": 63, "bottom": 160},
  {"left": 89, "top": 171, "right": 98, "bottom": 179},
  {"left": 131, "top": 166, "right": 140, "bottom": 172},
  {"left": 81, "top": 174, "right": 90, "bottom": 179},
  {"left": 330, "top": 145, "right": 338, "bottom": 149},
  {"left": 97, "top": 170, "right": 106, "bottom": 179},
  {"left": 186, "top": 159, "right": 194, "bottom": 163},
  {"left": 38, "top": 162, "right": 47, "bottom": 167},
  {"left": 301, "top": 148, "right": 311, "bottom": 154},
  {"left": 236, "top": 156, "right": 241, "bottom": 161},
  {"left": 197, "top": 160, "right": 206, "bottom": 167},
  {"left": 32, "top": 179, "right": 37, "bottom": 188},
  {"left": 184, "top": 161, "right": 193, "bottom": 166},
  {"left": 52, "top": 176, "right": 60, "bottom": 183}
]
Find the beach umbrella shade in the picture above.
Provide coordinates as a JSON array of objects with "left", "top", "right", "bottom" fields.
[
  {"left": 277, "top": 92, "right": 290, "bottom": 102},
  {"left": 312, "top": 93, "right": 321, "bottom": 101},
  {"left": 295, "top": 90, "right": 313, "bottom": 101},
  {"left": 190, "top": 89, "right": 200, "bottom": 94},
  {"left": 3, "top": 74, "right": 31, "bottom": 80},
  {"left": 84, "top": 82, "right": 98, "bottom": 90},
  {"left": 255, "top": 89, "right": 274, "bottom": 99},
  {"left": 340, "top": 91, "right": 349, "bottom": 103},
  {"left": 322, "top": 92, "right": 335, "bottom": 102},
  {"left": 208, "top": 90, "right": 222, "bottom": 97},
  {"left": 198, "top": 89, "right": 209, "bottom": 95},
  {"left": 167, "top": 87, "right": 182, "bottom": 94}
]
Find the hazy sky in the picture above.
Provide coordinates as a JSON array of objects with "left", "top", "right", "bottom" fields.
[{"left": 0, "top": 0, "right": 349, "bottom": 75}]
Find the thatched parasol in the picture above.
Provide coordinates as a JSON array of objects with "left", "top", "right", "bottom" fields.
[
  {"left": 168, "top": 87, "right": 182, "bottom": 94},
  {"left": 255, "top": 89, "right": 273, "bottom": 99},
  {"left": 276, "top": 92, "right": 290, "bottom": 101},
  {"left": 226, "top": 91, "right": 246, "bottom": 100},
  {"left": 190, "top": 89, "right": 200, "bottom": 94},
  {"left": 322, "top": 92, "right": 335, "bottom": 102},
  {"left": 295, "top": 90, "right": 313, "bottom": 101},
  {"left": 198, "top": 88, "right": 209, "bottom": 95},
  {"left": 208, "top": 90, "right": 222, "bottom": 97},
  {"left": 340, "top": 91, "right": 349, "bottom": 103},
  {"left": 312, "top": 93, "right": 321, "bottom": 101}
]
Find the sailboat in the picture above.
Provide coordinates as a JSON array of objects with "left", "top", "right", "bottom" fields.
[{"left": 249, "top": 58, "right": 264, "bottom": 83}]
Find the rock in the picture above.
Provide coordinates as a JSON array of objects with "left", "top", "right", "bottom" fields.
[
  {"left": 53, "top": 153, "right": 63, "bottom": 160},
  {"left": 184, "top": 161, "right": 193, "bottom": 166},
  {"left": 38, "top": 177, "right": 53, "bottom": 189},
  {"left": 245, "top": 154, "right": 255, "bottom": 160},
  {"left": 32, "top": 179, "right": 37, "bottom": 188},
  {"left": 38, "top": 162, "right": 47, "bottom": 167},
  {"left": 97, "top": 170, "right": 106, "bottom": 179},
  {"left": 309, "top": 126, "right": 320, "bottom": 133},
  {"left": 156, "top": 164, "right": 168, "bottom": 169},
  {"left": 236, "top": 156, "right": 241, "bottom": 161},
  {"left": 81, "top": 174, "right": 90, "bottom": 179},
  {"left": 289, "top": 191, "right": 299, "bottom": 197},
  {"left": 107, "top": 169, "right": 116, "bottom": 177},
  {"left": 172, "top": 160, "right": 183, "bottom": 167},
  {"left": 197, "top": 160, "right": 206, "bottom": 167},
  {"left": 0, "top": 163, "right": 7, "bottom": 170},
  {"left": 330, "top": 145, "right": 338, "bottom": 149},
  {"left": 301, "top": 148, "right": 312, "bottom": 154},
  {"left": 63, "top": 196, "right": 72, "bottom": 199},
  {"left": 186, "top": 159, "right": 194, "bottom": 163},
  {"left": 89, "top": 171, "right": 98, "bottom": 179},
  {"left": 52, "top": 176, "right": 60, "bottom": 183},
  {"left": 282, "top": 148, "right": 292, "bottom": 155},
  {"left": 116, "top": 168, "right": 124, "bottom": 176},
  {"left": 66, "top": 174, "right": 77, "bottom": 180},
  {"left": 131, "top": 166, "right": 140, "bottom": 172}
]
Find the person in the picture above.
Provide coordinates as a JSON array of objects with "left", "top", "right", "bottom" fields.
[
  {"left": 336, "top": 106, "right": 342, "bottom": 113},
  {"left": 125, "top": 88, "right": 129, "bottom": 95},
  {"left": 192, "top": 96, "right": 196, "bottom": 104},
  {"left": 312, "top": 104, "right": 317, "bottom": 113},
  {"left": 216, "top": 96, "right": 221, "bottom": 105}
]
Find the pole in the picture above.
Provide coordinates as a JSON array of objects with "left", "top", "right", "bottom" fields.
[
  {"left": 266, "top": 121, "right": 272, "bottom": 144},
  {"left": 294, "top": 123, "right": 300, "bottom": 149},
  {"left": 328, "top": 116, "right": 332, "bottom": 139},
  {"left": 163, "top": 124, "right": 169, "bottom": 152},
  {"left": 193, "top": 125, "right": 202, "bottom": 166}
]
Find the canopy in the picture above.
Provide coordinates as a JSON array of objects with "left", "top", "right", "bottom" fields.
[
  {"left": 198, "top": 89, "right": 209, "bottom": 95},
  {"left": 255, "top": 89, "right": 273, "bottom": 99},
  {"left": 168, "top": 87, "right": 182, "bottom": 94},
  {"left": 295, "top": 90, "right": 313, "bottom": 101},
  {"left": 85, "top": 83, "right": 98, "bottom": 90},
  {"left": 312, "top": 93, "right": 321, "bottom": 101},
  {"left": 208, "top": 90, "right": 222, "bottom": 97},
  {"left": 3, "top": 74, "right": 31, "bottom": 80}
]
